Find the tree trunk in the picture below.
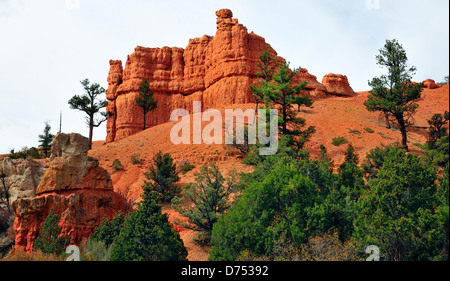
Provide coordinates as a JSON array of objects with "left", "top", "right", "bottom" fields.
[
  {"left": 89, "top": 117, "right": 94, "bottom": 150},
  {"left": 143, "top": 111, "right": 146, "bottom": 131},
  {"left": 397, "top": 116, "right": 408, "bottom": 151},
  {"left": 384, "top": 111, "right": 391, "bottom": 129}
]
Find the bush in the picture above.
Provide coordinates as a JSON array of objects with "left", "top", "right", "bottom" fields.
[
  {"left": 130, "top": 154, "right": 142, "bottom": 165},
  {"left": 180, "top": 163, "right": 195, "bottom": 174},
  {"left": 172, "top": 163, "right": 237, "bottom": 245},
  {"left": 364, "top": 127, "right": 375, "bottom": 134},
  {"left": 33, "top": 209, "right": 71, "bottom": 256},
  {"left": 332, "top": 137, "right": 348, "bottom": 146},
  {"left": 81, "top": 238, "right": 112, "bottom": 261},
  {"left": 144, "top": 151, "right": 180, "bottom": 203},
  {"left": 3, "top": 248, "right": 63, "bottom": 261},
  {"left": 112, "top": 159, "right": 124, "bottom": 171},
  {"left": 110, "top": 188, "right": 187, "bottom": 261}
]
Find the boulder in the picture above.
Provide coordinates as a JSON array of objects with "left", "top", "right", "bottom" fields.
[
  {"left": 11, "top": 133, "right": 131, "bottom": 252},
  {"left": 322, "top": 74, "right": 356, "bottom": 97}
]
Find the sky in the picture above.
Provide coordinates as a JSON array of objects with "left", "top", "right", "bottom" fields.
[{"left": 0, "top": 0, "right": 448, "bottom": 154}]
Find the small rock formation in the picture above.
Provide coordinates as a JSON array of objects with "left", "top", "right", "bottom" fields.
[
  {"left": 422, "top": 79, "right": 439, "bottom": 89},
  {"left": 12, "top": 133, "right": 131, "bottom": 252},
  {"left": 106, "top": 9, "right": 336, "bottom": 143},
  {"left": 322, "top": 74, "right": 356, "bottom": 97}
]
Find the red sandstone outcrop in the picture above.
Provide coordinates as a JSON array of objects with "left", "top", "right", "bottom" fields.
[
  {"left": 12, "top": 133, "right": 130, "bottom": 252},
  {"left": 422, "top": 79, "right": 439, "bottom": 89},
  {"left": 322, "top": 74, "right": 356, "bottom": 97},
  {"left": 106, "top": 9, "right": 334, "bottom": 143}
]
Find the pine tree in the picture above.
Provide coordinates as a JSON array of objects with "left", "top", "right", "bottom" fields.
[
  {"left": 172, "top": 163, "right": 237, "bottom": 244},
  {"left": 250, "top": 46, "right": 280, "bottom": 120},
  {"left": 68, "top": 79, "right": 108, "bottom": 149},
  {"left": 136, "top": 78, "right": 157, "bottom": 130},
  {"left": 144, "top": 151, "right": 180, "bottom": 203},
  {"left": 33, "top": 209, "right": 71, "bottom": 256},
  {"left": 38, "top": 121, "right": 54, "bottom": 158},
  {"left": 110, "top": 188, "right": 187, "bottom": 261},
  {"left": 264, "top": 62, "right": 316, "bottom": 149},
  {"left": 364, "top": 39, "right": 423, "bottom": 151}
]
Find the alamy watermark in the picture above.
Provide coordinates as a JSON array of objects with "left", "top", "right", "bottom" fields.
[{"left": 169, "top": 101, "right": 279, "bottom": 156}]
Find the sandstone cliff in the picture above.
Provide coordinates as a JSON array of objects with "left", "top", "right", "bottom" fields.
[
  {"left": 106, "top": 9, "right": 351, "bottom": 143},
  {"left": 12, "top": 133, "right": 131, "bottom": 252}
]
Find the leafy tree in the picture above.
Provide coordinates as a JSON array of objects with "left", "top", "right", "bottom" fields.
[
  {"left": 110, "top": 188, "right": 187, "bottom": 261},
  {"left": 264, "top": 62, "right": 316, "bottom": 149},
  {"left": 364, "top": 39, "right": 423, "bottom": 151},
  {"left": 144, "top": 151, "right": 181, "bottom": 203},
  {"left": 68, "top": 79, "right": 108, "bottom": 149},
  {"left": 38, "top": 121, "right": 54, "bottom": 158},
  {"left": 33, "top": 209, "right": 71, "bottom": 256},
  {"left": 172, "top": 163, "right": 237, "bottom": 244},
  {"left": 136, "top": 78, "right": 157, "bottom": 130},
  {"left": 353, "top": 147, "right": 443, "bottom": 261},
  {"left": 427, "top": 111, "right": 449, "bottom": 144}
]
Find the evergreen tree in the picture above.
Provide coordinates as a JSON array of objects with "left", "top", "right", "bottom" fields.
[
  {"left": 33, "top": 209, "right": 71, "bottom": 256},
  {"left": 264, "top": 62, "right": 316, "bottom": 149},
  {"left": 110, "top": 188, "right": 187, "bottom": 261},
  {"left": 250, "top": 46, "right": 280, "bottom": 119},
  {"left": 364, "top": 39, "right": 423, "bottom": 151},
  {"left": 427, "top": 111, "right": 449, "bottom": 145},
  {"left": 38, "top": 121, "right": 54, "bottom": 157},
  {"left": 68, "top": 79, "right": 108, "bottom": 149},
  {"left": 144, "top": 151, "right": 181, "bottom": 203},
  {"left": 172, "top": 163, "right": 237, "bottom": 244},
  {"left": 338, "top": 144, "right": 364, "bottom": 199},
  {"left": 353, "top": 147, "right": 443, "bottom": 261},
  {"left": 91, "top": 212, "right": 126, "bottom": 247},
  {"left": 136, "top": 78, "right": 157, "bottom": 130}
]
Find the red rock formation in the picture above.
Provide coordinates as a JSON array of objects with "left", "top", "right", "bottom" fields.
[
  {"left": 322, "top": 74, "right": 356, "bottom": 97},
  {"left": 106, "top": 9, "right": 330, "bottom": 142},
  {"left": 12, "top": 133, "right": 131, "bottom": 252},
  {"left": 423, "top": 79, "right": 439, "bottom": 89}
]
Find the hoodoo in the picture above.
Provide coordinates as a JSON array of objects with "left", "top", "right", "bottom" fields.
[{"left": 106, "top": 9, "right": 352, "bottom": 143}]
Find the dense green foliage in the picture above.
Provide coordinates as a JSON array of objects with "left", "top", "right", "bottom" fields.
[
  {"left": 172, "top": 163, "right": 237, "bottom": 244},
  {"left": 91, "top": 212, "right": 126, "bottom": 247},
  {"left": 110, "top": 188, "right": 187, "bottom": 261},
  {"left": 33, "top": 209, "right": 71, "bottom": 256},
  {"left": 209, "top": 139, "right": 448, "bottom": 261},
  {"left": 144, "top": 151, "right": 181, "bottom": 203},
  {"left": 38, "top": 121, "right": 54, "bottom": 157}
]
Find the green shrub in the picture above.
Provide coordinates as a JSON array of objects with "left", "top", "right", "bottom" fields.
[
  {"left": 33, "top": 209, "right": 71, "bottom": 256},
  {"left": 130, "top": 154, "right": 142, "bottom": 165},
  {"left": 81, "top": 239, "right": 112, "bottom": 261},
  {"left": 364, "top": 127, "right": 375, "bottom": 134},
  {"left": 112, "top": 159, "right": 123, "bottom": 171},
  {"left": 180, "top": 163, "right": 195, "bottom": 174},
  {"left": 332, "top": 137, "right": 348, "bottom": 146}
]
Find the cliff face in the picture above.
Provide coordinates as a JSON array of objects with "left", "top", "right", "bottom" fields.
[
  {"left": 106, "top": 9, "right": 341, "bottom": 143},
  {"left": 11, "top": 133, "right": 131, "bottom": 252}
]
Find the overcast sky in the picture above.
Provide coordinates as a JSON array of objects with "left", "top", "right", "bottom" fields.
[{"left": 0, "top": 0, "right": 448, "bottom": 154}]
